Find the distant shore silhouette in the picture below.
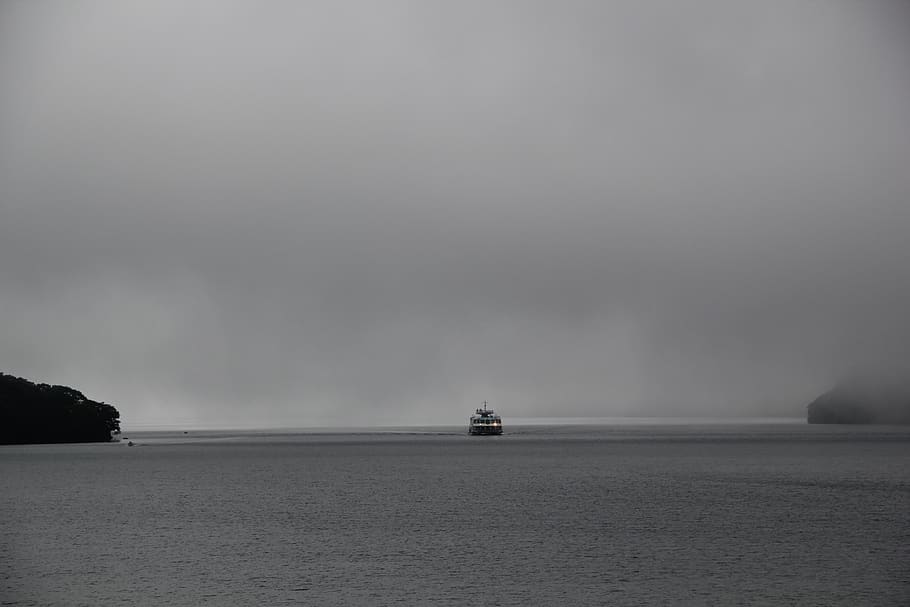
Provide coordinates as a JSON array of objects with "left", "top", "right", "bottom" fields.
[{"left": 0, "top": 372, "right": 120, "bottom": 444}]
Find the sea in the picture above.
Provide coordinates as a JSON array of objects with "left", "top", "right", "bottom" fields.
[{"left": 2, "top": 421, "right": 909, "bottom": 606}]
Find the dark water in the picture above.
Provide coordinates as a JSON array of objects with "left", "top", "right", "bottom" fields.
[{"left": 2, "top": 423, "right": 909, "bottom": 606}]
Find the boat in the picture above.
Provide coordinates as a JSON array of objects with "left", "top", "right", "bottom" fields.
[{"left": 468, "top": 401, "right": 503, "bottom": 435}]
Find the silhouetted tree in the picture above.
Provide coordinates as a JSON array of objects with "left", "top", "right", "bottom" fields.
[{"left": 0, "top": 372, "right": 120, "bottom": 444}]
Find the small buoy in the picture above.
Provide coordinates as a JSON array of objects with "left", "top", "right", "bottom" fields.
[{"left": 127, "top": 441, "right": 134, "bottom": 446}]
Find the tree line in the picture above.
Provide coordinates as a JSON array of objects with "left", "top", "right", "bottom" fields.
[{"left": 0, "top": 372, "right": 120, "bottom": 444}]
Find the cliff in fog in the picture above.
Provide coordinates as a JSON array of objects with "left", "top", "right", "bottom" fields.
[{"left": 807, "top": 380, "right": 910, "bottom": 424}]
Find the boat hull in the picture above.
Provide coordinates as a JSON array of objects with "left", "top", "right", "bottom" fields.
[{"left": 468, "top": 426, "right": 503, "bottom": 435}]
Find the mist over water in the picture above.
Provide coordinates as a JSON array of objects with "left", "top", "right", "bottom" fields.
[
  {"left": 2, "top": 2, "right": 910, "bottom": 426},
  {"left": 5, "top": 5, "right": 910, "bottom": 606}
]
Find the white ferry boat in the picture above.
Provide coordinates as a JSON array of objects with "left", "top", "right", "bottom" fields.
[{"left": 468, "top": 402, "right": 503, "bottom": 435}]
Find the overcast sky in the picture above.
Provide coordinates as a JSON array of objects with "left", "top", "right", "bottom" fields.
[{"left": 1, "top": 1, "right": 909, "bottom": 427}]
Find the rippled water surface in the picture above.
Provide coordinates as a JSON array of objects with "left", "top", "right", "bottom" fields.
[{"left": 2, "top": 423, "right": 909, "bottom": 605}]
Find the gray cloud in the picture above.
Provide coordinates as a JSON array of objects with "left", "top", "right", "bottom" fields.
[{"left": 2, "top": 1, "right": 909, "bottom": 426}]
